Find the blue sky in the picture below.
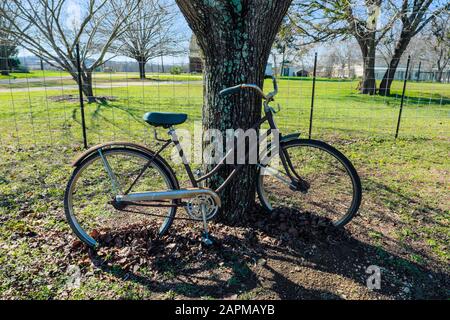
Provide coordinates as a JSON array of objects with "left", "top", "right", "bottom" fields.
[{"left": 18, "top": 0, "right": 192, "bottom": 64}]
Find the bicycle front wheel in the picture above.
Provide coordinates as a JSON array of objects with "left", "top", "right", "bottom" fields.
[
  {"left": 257, "top": 139, "right": 361, "bottom": 227},
  {"left": 64, "top": 147, "right": 178, "bottom": 248}
]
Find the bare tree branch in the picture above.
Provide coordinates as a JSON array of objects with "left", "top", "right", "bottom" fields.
[
  {"left": 0, "top": 0, "right": 140, "bottom": 102},
  {"left": 379, "top": 0, "right": 448, "bottom": 95},
  {"left": 111, "top": 0, "right": 186, "bottom": 79}
]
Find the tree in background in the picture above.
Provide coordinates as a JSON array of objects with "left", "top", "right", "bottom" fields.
[
  {"left": 0, "top": 2, "right": 19, "bottom": 76},
  {"left": 378, "top": 0, "right": 449, "bottom": 95},
  {"left": 321, "top": 41, "right": 360, "bottom": 78},
  {"left": 335, "top": 41, "right": 361, "bottom": 78},
  {"left": 0, "top": 0, "right": 139, "bottom": 102},
  {"left": 175, "top": 0, "right": 292, "bottom": 223},
  {"left": 290, "top": 0, "right": 397, "bottom": 94},
  {"left": 428, "top": 13, "right": 450, "bottom": 82},
  {"left": 115, "top": 0, "right": 184, "bottom": 80},
  {"left": 272, "top": 17, "right": 303, "bottom": 76},
  {"left": 0, "top": 43, "right": 19, "bottom": 76},
  {"left": 323, "top": 50, "right": 338, "bottom": 78}
]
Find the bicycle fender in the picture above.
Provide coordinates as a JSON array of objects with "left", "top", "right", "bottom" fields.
[
  {"left": 71, "top": 142, "right": 160, "bottom": 167},
  {"left": 71, "top": 141, "right": 180, "bottom": 190},
  {"left": 281, "top": 133, "right": 301, "bottom": 144},
  {"left": 261, "top": 133, "right": 301, "bottom": 162}
]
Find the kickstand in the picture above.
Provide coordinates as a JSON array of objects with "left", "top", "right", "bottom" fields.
[{"left": 201, "top": 203, "right": 214, "bottom": 246}]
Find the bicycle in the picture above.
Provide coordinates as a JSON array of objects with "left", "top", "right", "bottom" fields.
[{"left": 64, "top": 76, "right": 362, "bottom": 248}]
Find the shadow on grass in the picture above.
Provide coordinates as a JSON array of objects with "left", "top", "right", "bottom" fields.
[
  {"left": 328, "top": 92, "right": 450, "bottom": 106},
  {"left": 363, "top": 177, "right": 448, "bottom": 229},
  {"left": 86, "top": 206, "right": 449, "bottom": 300},
  {"left": 384, "top": 93, "right": 450, "bottom": 106}
]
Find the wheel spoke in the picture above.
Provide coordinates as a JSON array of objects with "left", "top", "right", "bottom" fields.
[
  {"left": 64, "top": 148, "right": 177, "bottom": 247},
  {"left": 258, "top": 140, "right": 361, "bottom": 227}
]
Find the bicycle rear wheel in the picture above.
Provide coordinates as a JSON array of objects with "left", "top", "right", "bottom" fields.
[
  {"left": 257, "top": 139, "right": 361, "bottom": 227},
  {"left": 64, "top": 147, "right": 178, "bottom": 248}
]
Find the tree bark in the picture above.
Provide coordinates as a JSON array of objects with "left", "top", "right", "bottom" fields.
[
  {"left": 379, "top": 32, "right": 411, "bottom": 96},
  {"left": 175, "top": 0, "right": 292, "bottom": 223},
  {"left": 357, "top": 35, "right": 377, "bottom": 95}
]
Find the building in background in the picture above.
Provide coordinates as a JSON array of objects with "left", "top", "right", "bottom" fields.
[{"left": 265, "top": 63, "right": 274, "bottom": 76}]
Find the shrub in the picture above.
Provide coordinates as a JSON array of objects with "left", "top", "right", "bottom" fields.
[{"left": 170, "top": 66, "right": 183, "bottom": 75}]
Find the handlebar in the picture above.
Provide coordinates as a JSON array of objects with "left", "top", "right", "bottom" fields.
[{"left": 219, "top": 75, "right": 278, "bottom": 101}]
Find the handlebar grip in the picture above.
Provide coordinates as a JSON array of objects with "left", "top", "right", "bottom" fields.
[{"left": 219, "top": 85, "right": 242, "bottom": 96}]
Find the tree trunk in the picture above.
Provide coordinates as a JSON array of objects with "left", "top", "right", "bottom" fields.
[
  {"left": 0, "top": 60, "right": 9, "bottom": 75},
  {"left": 357, "top": 36, "right": 377, "bottom": 95},
  {"left": 436, "top": 71, "right": 443, "bottom": 83},
  {"left": 137, "top": 57, "right": 147, "bottom": 79},
  {"left": 175, "top": 0, "right": 292, "bottom": 223},
  {"left": 280, "top": 46, "right": 286, "bottom": 76},
  {"left": 361, "top": 56, "right": 376, "bottom": 94},
  {"left": 0, "top": 56, "right": 10, "bottom": 76},
  {"left": 379, "top": 33, "right": 411, "bottom": 96},
  {"left": 82, "top": 72, "right": 96, "bottom": 103},
  {"left": 160, "top": 55, "right": 165, "bottom": 73},
  {"left": 436, "top": 59, "right": 444, "bottom": 83}
]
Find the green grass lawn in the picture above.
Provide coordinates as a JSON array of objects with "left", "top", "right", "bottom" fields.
[{"left": 0, "top": 74, "right": 448, "bottom": 299}]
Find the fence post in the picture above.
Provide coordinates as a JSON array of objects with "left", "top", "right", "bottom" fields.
[
  {"left": 395, "top": 55, "right": 411, "bottom": 139},
  {"left": 76, "top": 43, "right": 88, "bottom": 149},
  {"left": 309, "top": 52, "right": 318, "bottom": 139}
]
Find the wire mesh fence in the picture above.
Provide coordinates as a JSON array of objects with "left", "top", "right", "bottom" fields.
[{"left": 0, "top": 54, "right": 448, "bottom": 151}]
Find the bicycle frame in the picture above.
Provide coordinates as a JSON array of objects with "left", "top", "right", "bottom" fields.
[
  {"left": 123, "top": 103, "right": 301, "bottom": 198},
  {"left": 113, "top": 76, "right": 306, "bottom": 207}
]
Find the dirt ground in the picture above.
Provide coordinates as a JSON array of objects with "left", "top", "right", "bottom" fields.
[{"left": 62, "top": 206, "right": 447, "bottom": 300}]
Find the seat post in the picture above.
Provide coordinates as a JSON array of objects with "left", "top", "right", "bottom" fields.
[
  {"left": 169, "top": 127, "right": 188, "bottom": 165},
  {"left": 169, "top": 127, "right": 198, "bottom": 187},
  {"left": 167, "top": 126, "right": 176, "bottom": 142}
]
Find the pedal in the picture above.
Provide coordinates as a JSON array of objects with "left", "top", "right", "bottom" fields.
[{"left": 201, "top": 232, "right": 215, "bottom": 246}]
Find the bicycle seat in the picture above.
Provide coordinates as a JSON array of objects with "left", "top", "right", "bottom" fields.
[{"left": 143, "top": 112, "right": 188, "bottom": 128}]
